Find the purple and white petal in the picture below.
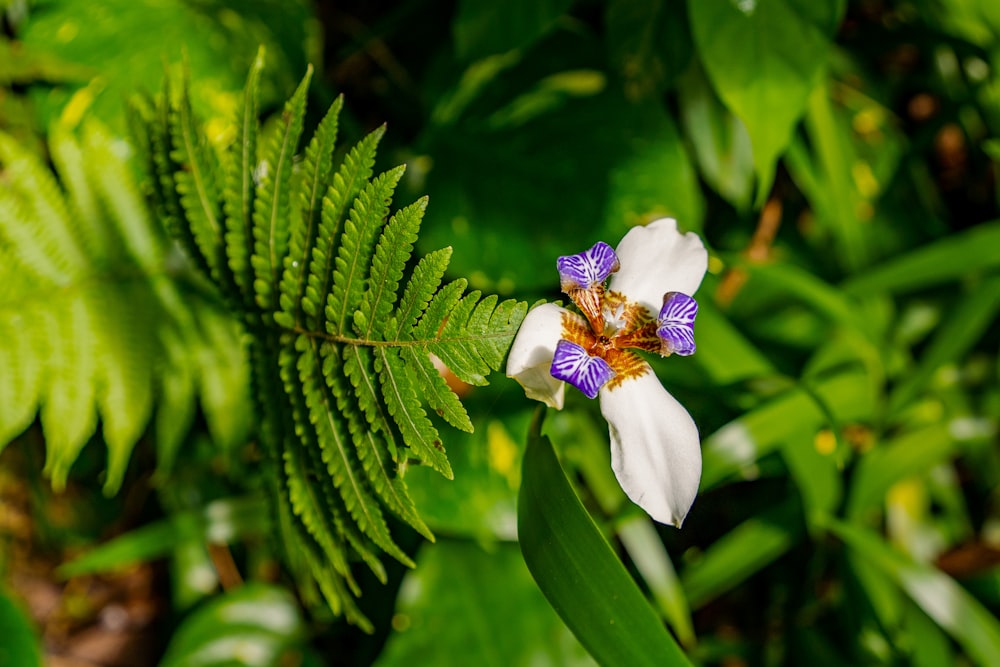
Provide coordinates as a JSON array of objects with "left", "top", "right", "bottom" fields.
[
  {"left": 657, "top": 292, "right": 698, "bottom": 356},
  {"left": 506, "top": 303, "right": 574, "bottom": 409},
  {"left": 557, "top": 241, "right": 620, "bottom": 292},
  {"left": 608, "top": 218, "right": 708, "bottom": 317},
  {"left": 550, "top": 340, "right": 615, "bottom": 399},
  {"left": 599, "top": 370, "right": 701, "bottom": 527}
]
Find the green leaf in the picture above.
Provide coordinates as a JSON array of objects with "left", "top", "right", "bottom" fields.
[
  {"left": 518, "top": 409, "right": 694, "bottom": 667},
  {"left": 677, "top": 63, "right": 755, "bottom": 212},
  {"left": 160, "top": 584, "right": 312, "bottom": 667},
  {"left": 606, "top": 0, "right": 693, "bottom": 99},
  {"left": 251, "top": 66, "right": 312, "bottom": 312},
  {"left": 0, "top": 589, "right": 43, "bottom": 667},
  {"left": 303, "top": 125, "right": 385, "bottom": 331},
  {"left": 452, "top": 0, "right": 574, "bottom": 61},
  {"left": 223, "top": 48, "right": 264, "bottom": 311},
  {"left": 888, "top": 276, "right": 1000, "bottom": 415},
  {"left": 277, "top": 94, "right": 344, "bottom": 329},
  {"left": 376, "top": 541, "right": 596, "bottom": 667},
  {"left": 846, "top": 424, "right": 956, "bottom": 521},
  {"left": 841, "top": 221, "right": 1000, "bottom": 295},
  {"left": 823, "top": 517, "right": 1000, "bottom": 666},
  {"left": 375, "top": 347, "right": 452, "bottom": 479},
  {"left": 688, "top": 0, "right": 844, "bottom": 203},
  {"left": 326, "top": 165, "right": 406, "bottom": 336},
  {"left": 358, "top": 198, "right": 427, "bottom": 339},
  {"left": 702, "top": 371, "right": 873, "bottom": 490},
  {"left": 681, "top": 498, "right": 803, "bottom": 607},
  {"left": 169, "top": 67, "right": 225, "bottom": 279}
]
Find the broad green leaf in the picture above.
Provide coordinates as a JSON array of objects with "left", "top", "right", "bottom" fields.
[
  {"left": 841, "top": 220, "right": 1000, "bottom": 295},
  {"left": 823, "top": 517, "right": 1000, "bottom": 666},
  {"left": 693, "top": 298, "right": 775, "bottom": 384},
  {"left": 160, "top": 584, "right": 312, "bottom": 667},
  {"left": 846, "top": 424, "right": 956, "bottom": 521},
  {"left": 681, "top": 498, "right": 803, "bottom": 607},
  {"left": 780, "top": 424, "right": 842, "bottom": 527},
  {"left": 376, "top": 541, "right": 595, "bottom": 667},
  {"left": 58, "top": 496, "right": 270, "bottom": 578},
  {"left": 888, "top": 276, "right": 1000, "bottom": 415},
  {"left": 702, "top": 371, "right": 873, "bottom": 490},
  {"left": 606, "top": 0, "right": 693, "bottom": 99},
  {"left": 452, "top": 0, "right": 574, "bottom": 61},
  {"left": 0, "top": 590, "right": 42, "bottom": 667},
  {"left": 677, "top": 63, "right": 754, "bottom": 212},
  {"left": 518, "top": 409, "right": 694, "bottom": 667},
  {"left": 688, "top": 0, "right": 844, "bottom": 203},
  {"left": 617, "top": 516, "right": 696, "bottom": 647}
]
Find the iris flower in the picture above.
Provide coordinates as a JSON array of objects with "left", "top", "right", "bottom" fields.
[{"left": 506, "top": 218, "right": 707, "bottom": 527}]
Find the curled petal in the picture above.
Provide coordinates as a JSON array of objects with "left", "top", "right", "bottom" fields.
[
  {"left": 608, "top": 218, "right": 708, "bottom": 317},
  {"left": 599, "top": 370, "right": 701, "bottom": 527},
  {"left": 550, "top": 340, "right": 616, "bottom": 399},
  {"left": 657, "top": 292, "right": 698, "bottom": 356},
  {"left": 557, "top": 241, "right": 620, "bottom": 292},
  {"left": 506, "top": 303, "right": 578, "bottom": 409}
]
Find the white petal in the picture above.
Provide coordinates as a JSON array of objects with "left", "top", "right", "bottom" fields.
[
  {"left": 608, "top": 218, "right": 708, "bottom": 316},
  {"left": 599, "top": 370, "right": 701, "bottom": 527},
  {"left": 505, "top": 302, "right": 577, "bottom": 409}
]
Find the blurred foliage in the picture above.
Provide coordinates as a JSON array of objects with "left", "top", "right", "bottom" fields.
[{"left": 1, "top": 0, "right": 1000, "bottom": 665}]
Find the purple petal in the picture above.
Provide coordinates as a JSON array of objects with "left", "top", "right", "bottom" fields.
[
  {"left": 556, "top": 241, "right": 620, "bottom": 292},
  {"left": 657, "top": 292, "right": 697, "bottom": 356},
  {"left": 550, "top": 339, "right": 615, "bottom": 399}
]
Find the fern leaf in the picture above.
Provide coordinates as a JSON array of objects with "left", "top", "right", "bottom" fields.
[
  {"left": 325, "top": 345, "right": 434, "bottom": 540},
  {"left": 223, "top": 48, "right": 264, "bottom": 310},
  {"left": 411, "top": 278, "right": 467, "bottom": 341},
  {"left": 340, "top": 345, "right": 402, "bottom": 459},
  {"left": 39, "top": 297, "right": 99, "bottom": 491},
  {"left": 301, "top": 125, "right": 384, "bottom": 330},
  {"left": 387, "top": 246, "right": 453, "bottom": 339},
  {"left": 428, "top": 294, "right": 527, "bottom": 386},
  {"left": 95, "top": 287, "right": 155, "bottom": 494},
  {"left": 356, "top": 197, "right": 427, "bottom": 339},
  {"left": 326, "top": 165, "right": 406, "bottom": 336},
  {"left": 0, "top": 132, "right": 82, "bottom": 281},
  {"left": 276, "top": 94, "right": 344, "bottom": 329},
  {"left": 168, "top": 70, "right": 225, "bottom": 280},
  {"left": 0, "top": 314, "right": 43, "bottom": 449},
  {"left": 375, "top": 347, "right": 453, "bottom": 479},
  {"left": 251, "top": 67, "right": 312, "bottom": 313},
  {"left": 133, "top": 91, "right": 213, "bottom": 278},
  {"left": 296, "top": 335, "right": 414, "bottom": 567},
  {"left": 401, "top": 347, "right": 473, "bottom": 433}
]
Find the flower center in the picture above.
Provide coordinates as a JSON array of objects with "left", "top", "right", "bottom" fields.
[{"left": 550, "top": 241, "right": 699, "bottom": 398}]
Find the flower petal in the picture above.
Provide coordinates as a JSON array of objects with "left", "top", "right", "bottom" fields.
[
  {"left": 657, "top": 292, "right": 698, "bottom": 356},
  {"left": 608, "top": 218, "right": 708, "bottom": 317},
  {"left": 599, "top": 370, "right": 701, "bottom": 527},
  {"left": 506, "top": 303, "right": 577, "bottom": 409},
  {"left": 550, "top": 340, "right": 616, "bottom": 399},
  {"left": 556, "top": 241, "right": 620, "bottom": 291}
]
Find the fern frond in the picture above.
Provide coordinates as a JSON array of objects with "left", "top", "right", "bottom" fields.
[
  {"left": 251, "top": 66, "right": 312, "bottom": 313},
  {"left": 302, "top": 126, "right": 385, "bottom": 331},
  {"left": 168, "top": 68, "right": 225, "bottom": 281},
  {"left": 134, "top": 61, "right": 527, "bottom": 626},
  {"left": 375, "top": 347, "right": 453, "bottom": 478},
  {"left": 326, "top": 165, "right": 406, "bottom": 336},
  {"left": 356, "top": 197, "right": 427, "bottom": 339},
  {"left": 0, "top": 121, "right": 249, "bottom": 494},
  {"left": 223, "top": 48, "right": 264, "bottom": 310},
  {"left": 297, "top": 335, "right": 414, "bottom": 567},
  {"left": 276, "top": 94, "right": 344, "bottom": 329}
]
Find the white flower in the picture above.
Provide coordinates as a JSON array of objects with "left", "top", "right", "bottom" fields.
[{"left": 506, "top": 218, "right": 707, "bottom": 527}]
